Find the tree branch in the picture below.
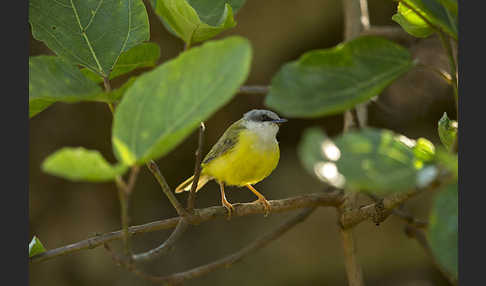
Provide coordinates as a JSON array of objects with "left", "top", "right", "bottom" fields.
[
  {"left": 340, "top": 172, "right": 450, "bottom": 229},
  {"left": 146, "top": 160, "right": 190, "bottom": 217},
  {"left": 238, "top": 85, "right": 269, "bottom": 94},
  {"left": 106, "top": 208, "right": 316, "bottom": 284},
  {"left": 29, "top": 191, "right": 343, "bottom": 263},
  {"left": 187, "top": 122, "right": 206, "bottom": 212}
]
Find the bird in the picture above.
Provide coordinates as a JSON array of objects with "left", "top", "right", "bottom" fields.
[{"left": 175, "top": 109, "right": 287, "bottom": 218}]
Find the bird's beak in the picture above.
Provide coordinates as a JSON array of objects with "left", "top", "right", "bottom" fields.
[{"left": 272, "top": 118, "right": 288, "bottom": 125}]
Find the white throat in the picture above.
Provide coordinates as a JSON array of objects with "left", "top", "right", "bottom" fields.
[{"left": 243, "top": 120, "right": 279, "bottom": 148}]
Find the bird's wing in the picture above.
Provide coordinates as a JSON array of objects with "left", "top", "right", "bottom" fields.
[{"left": 202, "top": 120, "right": 245, "bottom": 165}]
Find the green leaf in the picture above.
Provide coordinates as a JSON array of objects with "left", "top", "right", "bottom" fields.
[
  {"left": 437, "top": 0, "right": 457, "bottom": 15},
  {"left": 435, "top": 147, "right": 458, "bottom": 178},
  {"left": 151, "top": 0, "right": 237, "bottom": 44},
  {"left": 298, "top": 127, "right": 329, "bottom": 175},
  {"left": 438, "top": 112, "right": 457, "bottom": 151},
  {"left": 29, "top": 0, "right": 150, "bottom": 77},
  {"left": 29, "top": 236, "right": 46, "bottom": 257},
  {"left": 112, "top": 36, "right": 252, "bottom": 165},
  {"left": 392, "top": 2, "right": 434, "bottom": 38},
  {"left": 334, "top": 128, "right": 420, "bottom": 193},
  {"left": 186, "top": 0, "right": 246, "bottom": 26},
  {"left": 42, "top": 147, "right": 129, "bottom": 182},
  {"left": 413, "top": 137, "right": 435, "bottom": 168},
  {"left": 29, "top": 56, "right": 102, "bottom": 118},
  {"left": 401, "top": 0, "right": 457, "bottom": 40},
  {"left": 428, "top": 182, "right": 458, "bottom": 280},
  {"left": 82, "top": 43, "right": 161, "bottom": 83},
  {"left": 265, "top": 36, "right": 415, "bottom": 118}
]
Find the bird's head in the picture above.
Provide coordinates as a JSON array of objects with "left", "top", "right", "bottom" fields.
[{"left": 241, "top": 109, "right": 287, "bottom": 140}]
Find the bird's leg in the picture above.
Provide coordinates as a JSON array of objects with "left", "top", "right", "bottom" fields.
[
  {"left": 246, "top": 184, "right": 271, "bottom": 217},
  {"left": 219, "top": 181, "right": 234, "bottom": 220}
]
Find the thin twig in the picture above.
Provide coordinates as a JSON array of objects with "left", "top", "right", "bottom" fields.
[
  {"left": 114, "top": 166, "right": 140, "bottom": 257},
  {"left": 29, "top": 191, "right": 343, "bottom": 263},
  {"left": 146, "top": 160, "right": 190, "bottom": 218},
  {"left": 107, "top": 208, "right": 316, "bottom": 284},
  {"left": 337, "top": 193, "right": 364, "bottom": 286},
  {"left": 340, "top": 172, "right": 451, "bottom": 229},
  {"left": 187, "top": 122, "right": 206, "bottom": 212},
  {"left": 238, "top": 85, "right": 269, "bottom": 94},
  {"left": 132, "top": 219, "right": 189, "bottom": 262},
  {"left": 438, "top": 32, "right": 458, "bottom": 113},
  {"left": 103, "top": 76, "right": 115, "bottom": 113},
  {"left": 405, "top": 225, "right": 458, "bottom": 286},
  {"left": 366, "top": 193, "right": 428, "bottom": 228}
]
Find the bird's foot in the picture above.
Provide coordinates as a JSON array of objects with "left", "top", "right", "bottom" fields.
[
  {"left": 253, "top": 197, "right": 271, "bottom": 217},
  {"left": 222, "top": 200, "right": 235, "bottom": 220}
]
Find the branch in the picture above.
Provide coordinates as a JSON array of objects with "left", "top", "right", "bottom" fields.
[
  {"left": 29, "top": 191, "right": 343, "bottom": 263},
  {"left": 146, "top": 160, "right": 190, "bottom": 217},
  {"left": 340, "top": 172, "right": 450, "bottom": 229},
  {"left": 187, "top": 122, "right": 206, "bottom": 211},
  {"left": 238, "top": 85, "right": 269, "bottom": 94},
  {"left": 366, "top": 193, "right": 428, "bottom": 228},
  {"left": 132, "top": 219, "right": 189, "bottom": 262},
  {"left": 114, "top": 166, "right": 140, "bottom": 257},
  {"left": 106, "top": 208, "right": 316, "bottom": 284},
  {"left": 405, "top": 225, "right": 458, "bottom": 286}
]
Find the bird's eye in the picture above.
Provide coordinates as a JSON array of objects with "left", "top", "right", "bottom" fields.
[{"left": 261, "top": 115, "right": 270, "bottom": 121}]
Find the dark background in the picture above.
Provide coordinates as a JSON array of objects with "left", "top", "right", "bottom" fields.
[{"left": 29, "top": 0, "right": 456, "bottom": 285}]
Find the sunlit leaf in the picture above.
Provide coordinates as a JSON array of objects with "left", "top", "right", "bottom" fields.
[
  {"left": 428, "top": 182, "right": 458, "bottom": 280},
  {"left": 265, "top": 36, "right": 414, "bottom": 118},
  {"left": 392, "top": 2, "right": 434, "bottom": 38},
  {"left": 29, "top": 236, "right": 46, "bottom": 257},
  {"left": 438, "top": 112, "right": 457, "bottom": 151},
  {"left": 151, "top": 0, "right": 238, "bottom": 44},
  {"left": 434, "top": 148, "right": 458, "bottom": 178},
  {"left": 82, "top": 43, "right": 160, "bottom": 83},
  {"left": 401, "top": 0, "right": 457, "bottom": 40},
  {"left": 334, "top": 128, "right": 420, "bottom": 193},
  {"left": 29, "top": 0, "right": 150, "bottom": 77},
  {"left": 413, "top": 137, "right": 435, "bottom": 168},
  {"left": 112, "top": 36, "right": 252, "bottom": 165},
  {"left": 42, "top": 147, "right": 128, "bottom": 182},
  {"left": 29, "top": 56, "right": 102, "bottom": 118}
]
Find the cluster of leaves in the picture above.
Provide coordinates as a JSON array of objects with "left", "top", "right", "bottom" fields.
[{"left": 28, "top": 0, "right": 457, "bottom": 280}]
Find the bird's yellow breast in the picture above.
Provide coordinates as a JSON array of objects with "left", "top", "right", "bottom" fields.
[{"left": 202, "top": 129, "right": 280, "bottom": 186}]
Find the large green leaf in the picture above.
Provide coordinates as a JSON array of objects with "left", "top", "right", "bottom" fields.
[
  {"left": 428, "top": 182, "right": 458, "bottom": 280},
  {"left": 42, "top": 147, "right": 128, "bottom": 182},
  {"left": 29, "top": 236, "right": 46, "bottom": 257},
  {"left": 401, "top": 0, "right": 457, "bottom": 40},
  {"left": 438, "top": 112, "right": 457, "bottom": 151},
  {"left": 265, "top": 36, "right": 415, "bottom": 118},
  {"left": 29, "top": 0, "right": 150, "bottom": 77},
  {"left": 392, "top": 2, "right": 434, "bottom": 38},
  {"left": 112, "top": 36, "right": 252, "bottom": 165},
  {"left": 29, "top": 56, "right": 102, "bottom": 118},
  {"left": 151, "top": 0, "right": 237, "bottom": 44},
  {"left": 82, "top": 43, "right": 160, "bottom": 83}
]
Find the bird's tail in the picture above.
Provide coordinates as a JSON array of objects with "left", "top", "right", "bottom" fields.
[{"left": 175, "top": 174, "right": 211, "bottom": 193}]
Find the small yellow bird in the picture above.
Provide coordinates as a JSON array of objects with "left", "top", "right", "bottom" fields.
[{"left": 175, "top": 109, "right": 287, "bottom": 218}]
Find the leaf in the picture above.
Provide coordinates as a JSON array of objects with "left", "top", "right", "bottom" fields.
[
  {"left": 437, "top": 0, "right": 457, "bottom": 15},
  {"left": 186, "top": 0, "right": 246, "bottom": 26},
  {"left": 428, "top": 182, "right": 458, "bottom": 280},
  {"left": 42, "top": 147, "right": 128, "bottom": 182},
  {"left": 29, "top": 236, "right": 46, "bottom": 257},
  {"left": 401, "top": 0, "right": 457, "bottom": 40},
  {"left": 392, "top": 2, "right": 434, "bottom": 38},
  {"left": 298, "top": 127, "right": 345, "bottom": 187},
  {"left": 438, "top": 112, "right": 457, "bottom": 151},
  {"left": 265, "top": 36, "right": 415, "bottom": 118},
  {"left": 112, "top": 36, "right": 252, "bottom": 165},
  {"left": 333, "top": 128, "right": 421, "bottom": 193},
  {"left": 29, "top": 0, "right": 150, "bottom": 77},
  {"left": 151, "top": 0, "right": 237, "bottom": 44},
  {"left": 104, "top": 77, "right": 138, "bottom": 102},
  {"left": 413, "top": 137, "right": 435, "bottom": 168},
  {"left": 29, "top": 56, "right": 102, "bottom": 118},
  {"left": 82, "top": 43, "right": 161, "bottom": 83},
  {"left": 434, "top": 147, "right": 458, "bottom": 178}
]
